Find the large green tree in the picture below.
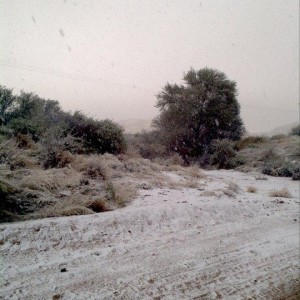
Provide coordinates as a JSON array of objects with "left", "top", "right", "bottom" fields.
[{"left": 153, "top": 68, "right": 244, "bottom": 159}]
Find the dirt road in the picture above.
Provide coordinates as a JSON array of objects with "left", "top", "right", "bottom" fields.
[{"left": 1, "top": 170, "right": 299, "bottom": 299}]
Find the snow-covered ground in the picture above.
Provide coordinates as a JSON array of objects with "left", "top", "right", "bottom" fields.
[{"left": 0, "top": 170, "right": 299, "bottom": 299}]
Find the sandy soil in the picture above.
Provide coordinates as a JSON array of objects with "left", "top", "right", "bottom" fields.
[{"left": 0, "top": 170, "right": 299, "bottom": 299}]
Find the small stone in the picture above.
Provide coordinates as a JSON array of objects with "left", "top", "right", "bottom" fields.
[
  {"left": 60, "top": 268, "right": 67, "bottom": 272},
  {"left": 59, "top": 191, "right": 71, "bottom": 197},
  {"left": 141, "top": 183, "right": 151, "bottom": 190}
]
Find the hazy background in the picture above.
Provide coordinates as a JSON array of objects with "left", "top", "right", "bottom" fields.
[{"left": 0, "top": 0, "right": 299, "bottom": 133}]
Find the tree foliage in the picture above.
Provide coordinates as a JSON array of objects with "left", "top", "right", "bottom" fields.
[
  {"left": 0, "top": 86, "right": 16, "bottom": 125},
  {"left": 7, "top": 91, "right": 64, "bottom": 140},
  {"left": 153, "top": 68, "right": 244, "bottom": 159}
]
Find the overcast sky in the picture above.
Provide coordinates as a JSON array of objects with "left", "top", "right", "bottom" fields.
[{"left": 0, "top": 0, "right": 299, "bottom": 133}]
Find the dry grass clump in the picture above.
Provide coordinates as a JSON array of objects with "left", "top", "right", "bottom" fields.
[
  {"left": 270, "top": 134, "right": 286, "bottom": 141},
  {"left": 153, "top": 153, "right": 185, "bottom": 168},
  {"left": 183, "top": 178, "right": 199, "bottom": 189},
  {"left": 227, "top": 182, "right": 242, "bottom": 194},
  {"left": 85, "top": 161, "right": 109, "bottom": 180},
  {"left": 148, "top": 173, "right": 171, "bottom": 188},
  {"left": 105, "top": 181, "right": 137, "bottom": 207},
  {"left": 168, "top": 153, "right": 185, "bottom": 166},
  {"left": 9, "top": 153, "right": 37, "bottom": 170},
  {"left": 0, "top": 138, "right": 38, "bottom": 170},
  {"left": 124, "top": 158, "right": 160, "bottom": 173},
  {"left": 37, "top": 204, "right": 94, "bottom": 218},
  {"left": 71, "top": 155, "right": 111, "bottom": 180},
  {"left": 86, "top": 199, "right": 110, "bottom": 212},
  {"left": 237, "top": 135, "right": 300, "bottom": 179},
  {"left": 39, "top": 132, "right": 82, "bottom": 169},
  {"left": 236, "top": 135, "right": 268, "bottom": 150},
  {"left": 52, "top": 206, "right": 94, "bottom": 217},
  {"left": 15, "top": 133, "right": 36, "bottom": 149},
  {"left": 260, "top": 148, "right": 282, "bottom": 163},
  {"left": 134, "top": 157, "right": 162, "bottom": 172},
  {"left": 247, "top": 186, "right": 257, "bottom": 193},
  {"left": 200, "top": 190, "right": 216, "bottom": 197},
  {"left": 185, "top": 165, "right": 206, "bottom": 179},
  {"left": 20, "top": 167, "right": 81, "bottom": 192},
  {"left": 222, "top": 189, "right": 236, "bottom": 198},
  {"left": 34, "top": 195, "right": 112, "bottom": 218},
  {"left": 164, "top": 163, "right": 185, "bottom": 172},
  {"left": 55, "top": 151, "right": 75, "bottom": 168},
  {"left": 255, "top": 175, "right": 268, "bottom": 180},
  {"left": 221, "top": 182, "right": 242, "bottom": 198},
  {"left": 72, "top": 154, "right": 163, "bottom": 181},
  {"left": 281, "top": 136, "right": 300, "bottom": 160},
  {"left": 269, "top": 188, "right": 292, "bottom": 198}
]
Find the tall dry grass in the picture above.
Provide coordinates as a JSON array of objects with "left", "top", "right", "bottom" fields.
[{"left": 269, "top": 188, "right": 292, "bottom": 198}]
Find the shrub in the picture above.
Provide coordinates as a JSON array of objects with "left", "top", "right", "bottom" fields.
[
  {"left": 139, "top": 143, "right": 166, "bottom": 160},
  {"left": 127, "top": 130, "right": 166, "bottom": 160},
  {"left": 275, "top": 165, "right": 293, "bottom": 177},
  {"left": 292, "top": 172, "right": 300, "bottom": 180},
  {"left": 0, "top": 125, "right": 13, "bottom": 140},
  {"left": 290, "top": 125, "right": 300, "bottom": 136},
  {"left": 269, "top": 188, "right": 292, "bottom": 198},
  {"left": 210, "top": 139, "right": 237, "bottom": 169},
  {"left": 228, "top": 155, "right": 245, "bottom": 168},
  {"left": 260, "top": 148, "right": 285, "bottom": 177},
  {"left": 66, "top": 112, "right": 126, "bottom": 155},
  {"left": 262, "top": 161, "right": 300, "bottom": 178},
  {"left": 262, "top": 166, "right": 273, "bottom": 176},
  {"left": 1, "top": 87, "right": 126, "bottom": 156},
  {"left": 9, "top": 117, "right": 48, "bottom": 141}
]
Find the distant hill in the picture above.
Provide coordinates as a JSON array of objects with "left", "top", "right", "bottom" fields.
[
  {"left": 118, "top": 119, "right": 153, "bottom": 134},
  {"left": 119, "top": 120, "right": 299, "bottom": 136},
  {"left": 263, "top": 122, "right": 299, "bottom": 137}
]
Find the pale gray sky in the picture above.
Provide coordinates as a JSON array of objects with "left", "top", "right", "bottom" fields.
[{"left": 0, "top": 0, "right": 299, "bottom": 133}]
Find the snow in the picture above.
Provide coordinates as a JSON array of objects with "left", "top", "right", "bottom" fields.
[{"left": 0, "top": 170, "right": 299, "bottom": 299}]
